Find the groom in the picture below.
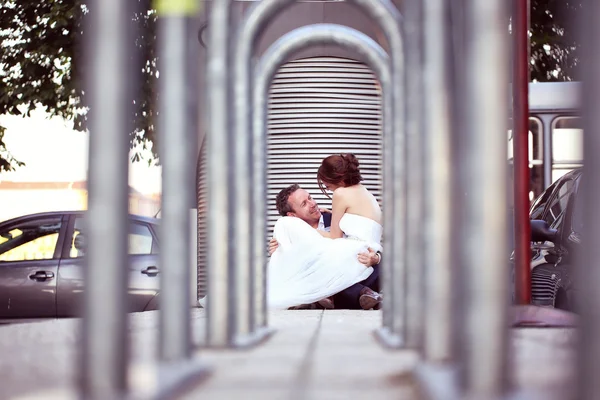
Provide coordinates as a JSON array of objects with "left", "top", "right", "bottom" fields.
[{"left": 269, "top": 184, "right": 383, "bottom": 310}]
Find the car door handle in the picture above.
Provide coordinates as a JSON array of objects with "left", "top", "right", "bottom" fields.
[
  {"left": 141, "top": 266, "right": 159, "bottom": 276},
  {"left": 29, "top": 271, "right": 55, "bottom": 281}
]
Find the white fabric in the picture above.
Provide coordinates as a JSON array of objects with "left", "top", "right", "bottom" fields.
[{"left": 267, "top": 213, "right": 382, "bottom": 309}]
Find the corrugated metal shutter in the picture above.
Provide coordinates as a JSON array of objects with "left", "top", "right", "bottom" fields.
[
  {"left": 197, "top": 142, "right": 208, "bottom": 297},
  {"left": 267, "top": 56, "right": 383, "bottom": 236},
  {"left": 197, "top": 56, "right": 383, "bottom": 297}
]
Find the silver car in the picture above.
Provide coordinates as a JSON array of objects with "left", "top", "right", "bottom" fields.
[{"left": 0, "top": 211, "right": 160, "bottom": 319}]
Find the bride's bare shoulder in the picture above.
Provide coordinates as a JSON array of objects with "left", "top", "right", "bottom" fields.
[{"left": 332, "top": 186, "right": 352, "bottom": 199}]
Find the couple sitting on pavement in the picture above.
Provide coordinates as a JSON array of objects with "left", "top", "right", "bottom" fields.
[
  {"left": 267, "top": 153, "right": 383, "bottom": 310},
  {"left": 199, "top": 153, "right": 384, "bottom": 311}
]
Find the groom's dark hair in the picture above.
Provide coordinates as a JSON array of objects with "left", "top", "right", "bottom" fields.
[{"left": 276, "top": 184, "right": 301, "bottom": 216}]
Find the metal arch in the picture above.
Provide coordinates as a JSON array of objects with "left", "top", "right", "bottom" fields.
[
  {"left": 205, "top": 0, "right": 234, "bottom": 348},
  {"left": 252, "top": 24, "right": 392, "bottom": 328},
  {"left": 81, "top": 1, "right": 210, "bottom": 397},
  {"left": 402, "top": 0, "right": 426, "bottom": 351},
  {"left": 253, "top": 24, "right": 391, "bottom": 114},
  {"left": 229, "top": 0, "right": 406, "bottom": 347},
  {"left": 421, "top": 0, "right": 454, "bottom": 364}
]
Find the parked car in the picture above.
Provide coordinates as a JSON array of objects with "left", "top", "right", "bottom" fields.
[
  {"left": 0, "top": 211, "right": 160, "bottom": 320},
  {"left": 526, "top": 168, "right": 582, "bottom": 312}
]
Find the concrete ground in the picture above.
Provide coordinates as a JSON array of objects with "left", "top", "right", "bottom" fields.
[{"left": 0, "top": 310, "right": 578, "bottom": 400}]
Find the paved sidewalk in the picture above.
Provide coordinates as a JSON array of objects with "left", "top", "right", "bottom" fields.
[
  {"left": 0, "top": 309, "right": 578, "bottom": 399},
  {"left": 185, "top": 310, "right": 420, "bottom": 399}
]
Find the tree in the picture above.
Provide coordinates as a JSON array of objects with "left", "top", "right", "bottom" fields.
[
  {"left": 0, "top": 0, "right": 586, "bottom": 171},
  {"left": 0, "top": 0, "right": 157, "bottom": 172},
  {"left": 529, "top": 0, "right": 583, "bottom": 81}
]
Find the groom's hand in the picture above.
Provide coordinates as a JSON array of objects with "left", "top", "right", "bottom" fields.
[
  {"left": 319, "top": 207, "right": 331, "bottom": 214},
  {"left": 268, "top": 237, "right": 279, "bottom": 256},
  {"left": 358, "top": 248, "right": 379, "bottom": 267}
]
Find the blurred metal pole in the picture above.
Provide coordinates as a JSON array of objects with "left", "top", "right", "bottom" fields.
[
  {"left": 79, "top": 1, "right": 135, "bottom": 398},
  {"left": 236, "top": 0, "right": 404, "bottom": 345},
  {"left": 206, "top": 0, "right": 234, "bottom": 347},
  {"left": 402, "top": 0, "right": 425, "bottom": 350},
  {"left": 422, "top": 0, "right": 454, "bottom": 364},
  {"left": 449, "top": 0, "right": 467, "bottom": 369},
  {"left": 156, "top": 2, "right": 200, "bottom": 362},
  {"left": 458, "top": 0, "right": 510, "bottom": 396},
  {"left": 234, "top": 0, "right": 294, "bottom": 335},
  {"left": 375, "top": 0, "right": 405, "bottom": 345},
  {"left": 511, "top": 0, "right": 532, "bottom": 306},
  {"left": 578, "top": 1, "right": 600, "bottom": 399},
  {"left": 232, "top": 14, "right": 252, "bottom": 343}
]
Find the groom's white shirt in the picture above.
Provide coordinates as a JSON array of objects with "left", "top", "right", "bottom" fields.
[{"left": 318, "top": 215, "right": 330, "bottom": 232}]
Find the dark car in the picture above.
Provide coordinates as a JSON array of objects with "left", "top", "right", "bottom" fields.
[
  {"left": 0, "top": 211, "right": 160, "bottom": 320},
  {"left": 526, "top": 168, "right": 582, "bottom": 312}
]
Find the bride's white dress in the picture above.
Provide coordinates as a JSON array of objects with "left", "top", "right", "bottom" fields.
[{"left": 267, "top": 213, "right": 382, "bottom": 309}]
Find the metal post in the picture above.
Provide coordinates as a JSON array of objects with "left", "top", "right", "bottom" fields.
[
  {"left": 253, "top": 30, "right": 391, "bottom": 323},
  {"left": 512, "top": 0, "right": 532, "bottom": 305},
  {"left": 414, "top": 1, "right": 466, "bottom": 396},
  {"left": 232, "top": 12, "right": 252, "bottom": 344},
  {"left": 206, "top": 0, "right": 234, "bottom": 347},
  {"left": 79, "top": 1, "right": 135, "bottom": 398},
  {"left": 422, "top": 0, "right": 454, "bottom": 364},
  {"left": 137, "top": 2, "right": 211, "bottom": 397},
  {"left": 578, "top": 1, "right": 600, "bottom": 399},
  {"left": 233, "top": 0, "right": 404, "bottom": 347},
  {"left": 458, "top": 0, "right": 510, "bottom": 397},
  {"left": 402, "top": 0, "right": 425, "bottom": 350},
  {"left": 449, "top": 0, "right": 467, "bottom": 369},
  {"left": 233, "top": 0, "right": 287, "bottom": 337},
  {"left": 156, "top": 1, "right": 199, "bottom": 363}
]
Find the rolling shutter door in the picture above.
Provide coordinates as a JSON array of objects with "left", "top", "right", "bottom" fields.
[
  {"left": 197, "top": 56, "right": 383, "bottom": 297},
  {"left": 197, "top": 142, "right": 208, "bottom": 297},
  {"left": 267, "top": 56, "right": 383, "bottom": 235}
]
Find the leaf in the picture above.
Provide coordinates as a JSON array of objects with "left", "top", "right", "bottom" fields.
[{"left": 0, "top": 0, "right": 159, "bottom": 170}]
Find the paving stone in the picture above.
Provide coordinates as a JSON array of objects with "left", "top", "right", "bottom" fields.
[
  {"left": 180, "top": 388, "right": 292, "bottom": 400},
  {"left": 0, "top": 309, "right": 583, "bottom": 400}
]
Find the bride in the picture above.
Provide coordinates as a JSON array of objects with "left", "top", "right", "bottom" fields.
[{"left": 268, "top": 153, "right": 383, "bottom": 309}]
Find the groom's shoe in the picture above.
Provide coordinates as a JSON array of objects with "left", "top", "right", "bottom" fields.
[
  {"left": 318, "top": 297, "right": 335, "bottom": 309},
  {"left": 359, "top": 287, "right": 383, "bottom": 310}
]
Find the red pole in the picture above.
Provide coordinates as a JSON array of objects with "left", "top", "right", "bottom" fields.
[{"left": 512, "top": 0, "right": 532, "bottom": 304}]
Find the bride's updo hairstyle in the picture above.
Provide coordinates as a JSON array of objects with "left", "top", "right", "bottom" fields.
[{"left": 317, "top": 153, "right": 363, "bottom": 197}]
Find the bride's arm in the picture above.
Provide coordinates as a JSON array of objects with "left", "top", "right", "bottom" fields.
[
  {"left": 317, "top": 230, "right": 331, "bottom": 238},
  {"left": 329, "top": 189, "right": 347, "bottom": 239}
]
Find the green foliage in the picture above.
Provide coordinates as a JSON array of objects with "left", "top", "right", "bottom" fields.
[
  {"left": 0, "top": 0, "right": 586, "bottom": 171},
  {"left": 0, "top": 125, "right": 24, "bottom": 171},
  {"left": 530, "top": 0, "right": 582, "bottom": 82},
  {"left": 0, "top": 0, "right": 157, "bottom": 172}
]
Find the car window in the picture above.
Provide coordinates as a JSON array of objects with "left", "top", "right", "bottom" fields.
[
  {"left": 69, "top": 217, "right": 155, "bottom": 257},
  {"left": 571, "top": 178, "right": 584, "bottom": 235},
  {"left": 0, "top": 217, "right": 62, "bottom": 262},
  {"left": 129, "top": 223, "right": 154, "bottom": 255},
  {"left": 529, "top": 179, "right": 559, "bottom": 220},
  {"left": 508, "top": 117, "right": 544, "bottom": 201},
  {"left": 543, "top": 179, "right": 574, "bottom": 228},
  {"left": 550, "top": 208, "right": 566, "bottom": 230}
]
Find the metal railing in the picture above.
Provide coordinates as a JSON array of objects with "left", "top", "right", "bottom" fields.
[
  {"left": 78, "top": 0, "right": 600, "bottom": 399},
  {"left": 80, "top": 1, "right": 208, "bottom": 399},
  {"left": 205, "top": 0, "right": 407, "bottom": 349}
]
